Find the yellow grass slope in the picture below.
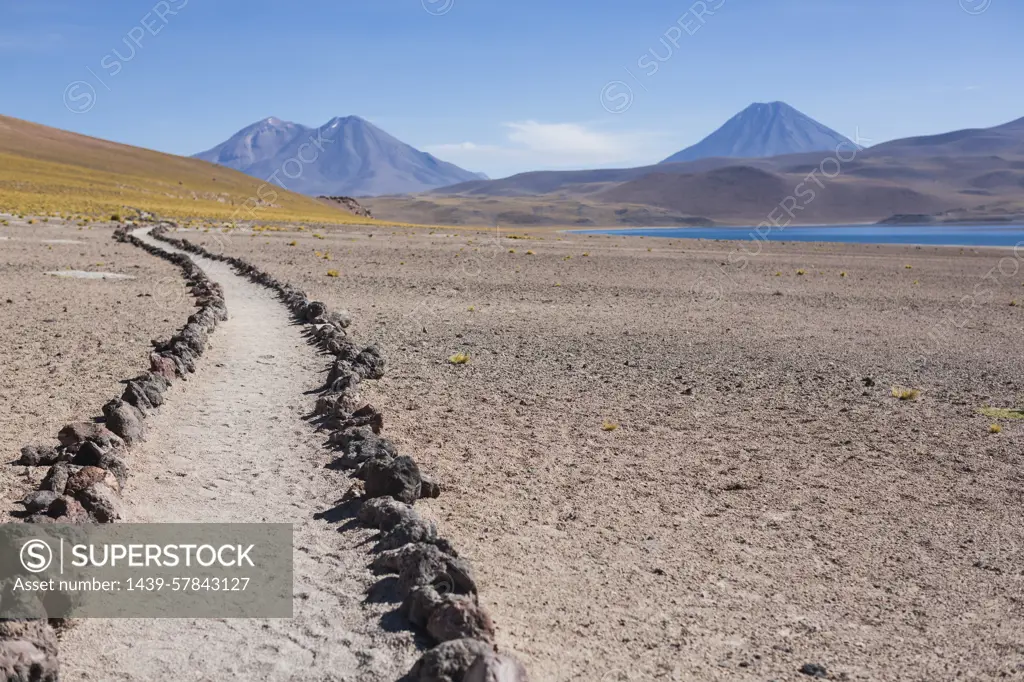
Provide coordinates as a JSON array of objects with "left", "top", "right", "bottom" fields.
[{"left": 0, "top": 114, "right": 370, "bottom": 223}]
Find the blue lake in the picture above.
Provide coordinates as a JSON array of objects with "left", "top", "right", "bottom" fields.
[{"left": 579, "top": 225, "right": 1024, "bottom": 247}]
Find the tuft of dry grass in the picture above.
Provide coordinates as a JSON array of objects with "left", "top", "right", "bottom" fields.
[
  {"left": 448, "top": 352, "right": 471, "bottom": 365},
  {"left": 601, "top": 421, "right": 619, "bottom": 432},
  {"left": 891, "top": 386, "right": 921, "bottom": 401},
  {"left": 978, "top": 407, "right": 1024, "bottom": 420},
  {"left": 989, "top": 424, "right": 1003, "bottom": 434}
]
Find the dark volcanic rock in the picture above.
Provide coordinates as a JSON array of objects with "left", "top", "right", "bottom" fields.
[
  {"left": 358, "top": 497, "right": 421, "bottom": 530},
  {"left": 463, "top": 653, "right": 530, "bottom": 682},
  {"left": 23, "top": 514, "right": 57, "bottom": 526},
  {"left": 170, "top": 344, "right": 197, "bottom": 374},
  {"left": 325, "top": 360, "right": 353, "bottom": 386},
  {"left": 40, "top": 463, "right": 76, "bottom": 495},
  {"left": 427, "top": 594, "right": 496, "bottom": 643},
  {"left": 327, "top": 404, "right": 384, "bottom": 434},
  {"left": 353, "top": 346, "right": 386, "bottom": 380},
  {"left": 363, "top": 455, "right": 422, "bottom": 504},
  {"left": 122, "top": 381, "right": 154, "bottom": 411},
  {"left": 304, "top": 301, "right": 327, "bottom": 322},
  {"left": 800, "top": 663, "right": 828, "bottom": 678},
  {"left": 328, "top": 365, "right": 361, "bottom": 395},
  {"left": 180, "top": 323, "right": 208, "bottom": 354},
  {"left": 97, "top": 452, "right": 128, "bottom": 490},
  {"left": 403, "top": 585, "right": 445, "bottom": 630},
  {"left": 328, "top": 337, "right": 359, "bottom": 360},
  {"left": 378, "top": 516, "right": 439, "bottom": 551},
  {"left": 17, "top": 445, "right": 62, "bottom": 467},
  {"left": 391, "top": 543, "right": 478, "bottom": 599},
  {"left": 46, "top": 496, "right": 89, "bottom": 523},
  {"left": 20, "top": 491, "right": 58, "bottom": 514},
  {"left": 409, "top": 639, "right": 495, "bottom": 682},
  {"left": 420, "top": 475, "right": 441, "bottom": 499},
  {"left": 314, "top": 394, "right": 340, "bottom": 417},
  {"left": 57, "top": 423, "right": 123, "bottom": 450},
  {"left": 64, "top": 466, "right": 107, "bottom": 496},
  {"left": 133, "top": 373, "right": 170, "bottom": 408},
  {"left": 70, "top": 441, "right": 106, "bottom": 467},
  {"left": 316, "top": 392, "right": 363, "bottom": 419},
  {"left": 102, "top": 398, "right": 145, "bottom": 445},
  {"left": 330, "top": 430, "right": 396, "bottom": 469},
  {"left": 149, "top": 352, "right": 178, "bottom": 381},
  {"left": 77, "top": 482, "right": 123, "bottom": 523}
]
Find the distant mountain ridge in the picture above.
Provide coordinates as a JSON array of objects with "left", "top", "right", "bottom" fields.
[
  {"left": 660, "top": 101, "right": 859, "bottom": 164},
  {"left": 381, "top": 112, "right": 1024, "bottom": 227},
  {"left": 194, "top": 116, "right": 485, "bottom": 196}
]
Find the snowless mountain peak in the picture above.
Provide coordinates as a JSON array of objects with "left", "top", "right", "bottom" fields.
[
  {"left": 661, "top": 102, "right": 859, "bottom": 164},
  {"left": 194, "top": 115, "right": 485, "bottom": 196}
]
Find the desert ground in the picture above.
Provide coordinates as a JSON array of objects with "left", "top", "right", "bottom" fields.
[
  {"left": 3, "top": 216, "right": 1023, "bottom": 680},
  {"left": 0, "top": 216, "right": 193, "bottom": 523},
  {"left": 173, "top": 222, "right": 1023, "bottom": 680}
]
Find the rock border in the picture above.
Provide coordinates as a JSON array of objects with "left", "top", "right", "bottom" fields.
[
  {"left": 3, "top": 223, "right": 226, "bottom": 681},
  {"left": 148, "top": 225, "right": 529, "bottom": 682}
]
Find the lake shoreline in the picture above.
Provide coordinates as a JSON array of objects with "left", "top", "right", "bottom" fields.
[{"left": 572, "top": 223, "right": 1024, "bottom": 247}]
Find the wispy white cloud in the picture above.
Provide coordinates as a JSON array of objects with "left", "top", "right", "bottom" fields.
[{"left": 426, "top": 121, "right": 666, "bottom": 176}]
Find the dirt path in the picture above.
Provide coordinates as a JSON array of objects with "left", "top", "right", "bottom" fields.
[{"left": 60, "top": 229, "right": 418, "bottom": 681}]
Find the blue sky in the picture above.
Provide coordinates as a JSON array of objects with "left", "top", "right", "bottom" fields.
[{"left": 3, "top": 0, "right": 1022, "bottom": 178}]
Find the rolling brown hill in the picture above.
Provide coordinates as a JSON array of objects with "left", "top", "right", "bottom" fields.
[
  {"left": 0, "top": 114, "right": 376, "bottom": 223},
  {"left": 365, "top": 115, "right": 1024, "bottom": 227},
  {"left": 594, "top": 166, "right": 949, "bottom": 225}
]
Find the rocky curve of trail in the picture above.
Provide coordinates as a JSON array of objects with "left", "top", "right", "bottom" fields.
[{"left": 59, "top": 228, "right": 418, "bottom": 681}]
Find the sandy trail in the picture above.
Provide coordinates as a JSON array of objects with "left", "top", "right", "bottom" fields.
[{"left": 60, "top": 229, "right": 417, "bottom": 681}]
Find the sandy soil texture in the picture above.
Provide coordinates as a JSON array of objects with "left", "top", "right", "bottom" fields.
[
  {"left": 57, "top": 230, "right": 419, "bottom": 681},
  {"left": 0, "top": 217, "right": 193, "bottom": 524},
  {"left": 187, "top": 224, "right": 1024, "bottom": 681}
]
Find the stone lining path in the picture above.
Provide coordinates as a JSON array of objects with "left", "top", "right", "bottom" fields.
[{"left": 59, "top": 228, "right": 418, "bottom": 681}]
